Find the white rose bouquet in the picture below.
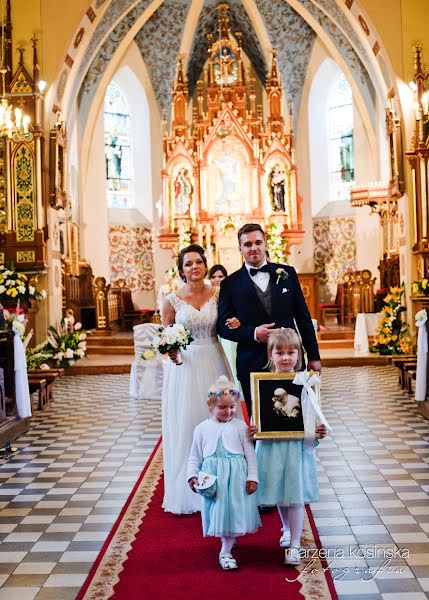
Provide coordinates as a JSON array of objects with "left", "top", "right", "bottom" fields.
[{"left": 151, "top": 323, "right": 194, "bottom": 365}]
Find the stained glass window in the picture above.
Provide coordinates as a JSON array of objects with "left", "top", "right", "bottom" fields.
[
  {"left": 104, "top": 81, "right": 133, "bottom": 208},
  {"left": 328, "top": 73, "right": 354, "bottom": 201}
]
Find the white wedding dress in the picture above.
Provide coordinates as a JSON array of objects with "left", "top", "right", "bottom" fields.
[{"left": 162, "top": 290, "right": 241, "bottom": 514}]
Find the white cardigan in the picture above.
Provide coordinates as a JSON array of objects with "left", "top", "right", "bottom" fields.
[{"left": 187, "top": 417, "right": 258, "bottom": 483}]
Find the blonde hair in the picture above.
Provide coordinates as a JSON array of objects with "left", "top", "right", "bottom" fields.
[
  {"left": 267, "top": 328, "right": 303, "bottom": 372},
  {"left": 207, "top": 375, "right": 241, "bottom": 408}
]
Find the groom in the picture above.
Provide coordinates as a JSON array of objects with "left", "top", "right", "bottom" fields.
[{"left": 217, "top": 223, "right": 321, "bottom": 417}]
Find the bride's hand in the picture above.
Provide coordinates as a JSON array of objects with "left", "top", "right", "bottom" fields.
[
  {"left": 168, "top": 348, "right": 181, "bottom": 363},
  {"left": 226, "top": 317, "right": 241, "bottom": 329}
]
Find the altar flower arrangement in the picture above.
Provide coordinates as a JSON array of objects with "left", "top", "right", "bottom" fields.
[
  {"left": 0, "top": 262, "right": 46, "bottom": 306},
  {"left": 44, "top": 316, "right": 88, "bottom": 368},
  {"left": 150, "top": 323, "right": 194, "bottom": 365},
  {"left": 370, "top": 286, "right": 412, "bottom": 355},
  {"left": 24, "top": 335, "right": 53, "bottom": 370},
  {"left": 267, "top": 223, "right": 288, "bottom": 264},
  {"left": 412, "top": 279, "right": 429, "bottom": 295}
]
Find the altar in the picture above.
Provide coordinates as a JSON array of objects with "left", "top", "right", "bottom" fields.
[{"left": 158, "top": 3, "right": 303, "bottom": 267}]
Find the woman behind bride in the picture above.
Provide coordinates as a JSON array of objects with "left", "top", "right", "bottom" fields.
[{"left": 161, "top": 244, "right": 242, "bottom": 514}]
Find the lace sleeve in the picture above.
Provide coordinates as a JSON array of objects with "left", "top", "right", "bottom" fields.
[{"left": 165, "top": 291, "right": 181, "bottom": 312}]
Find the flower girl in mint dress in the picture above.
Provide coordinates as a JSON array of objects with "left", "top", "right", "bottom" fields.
[
  {"left": 250, "top": 328, "right": 328, "bottom": 566},
  {"left": 187, "top": 376, "right": 261, "bottom": 571}
]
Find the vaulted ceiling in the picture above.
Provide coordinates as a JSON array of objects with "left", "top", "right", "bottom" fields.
[{"left": 77, "top": 0, "right": 376, "bottom": 131}]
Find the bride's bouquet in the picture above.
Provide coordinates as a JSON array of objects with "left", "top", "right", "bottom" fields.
[{"left": 149, "top": 323, "right": 194, "bottom": 365}]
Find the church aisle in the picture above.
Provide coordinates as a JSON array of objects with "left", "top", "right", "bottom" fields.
[{"left": 0, "top": 367, "right": 427, "bottom": 598}]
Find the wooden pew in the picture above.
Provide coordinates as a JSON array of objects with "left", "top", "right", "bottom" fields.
[
  {"left": 27, "top": 368, "right": 64, "bottom": 410},
  {"left": 390, "top": 356, "right": 417, "bottom": 390},
  {"left": 28, "top": 376, "right": 48, "bottom": 410}
]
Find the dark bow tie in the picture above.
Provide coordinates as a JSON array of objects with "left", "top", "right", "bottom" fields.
[{"left": 249, "top": 264, "right": 270, "bottom": 277}]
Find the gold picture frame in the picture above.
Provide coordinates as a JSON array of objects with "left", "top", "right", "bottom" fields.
[
  {"left": 251, "top": 371, "right": 321, "bottom": 440},
  {"left": 49, "top": 125, "right": 67, "bottom": 210}
]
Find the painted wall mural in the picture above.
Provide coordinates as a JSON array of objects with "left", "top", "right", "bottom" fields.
[
  {"left": 78, "top": 0, "right": 153, "bottom": 131},
  {"left": 255, "top": 0, "right": 374, "bottom": 118},
  {"left": 313, "top": 216, "right": 356, "bottom": 302},
  {"left": 108, "top": 225, "right": 154, "bottom": 291},
  {"left": 254, "top": 0, "right": 315, "bottom": 111},
  {"left": 133, "top": 0, "right": 192, "bottom": 114}
]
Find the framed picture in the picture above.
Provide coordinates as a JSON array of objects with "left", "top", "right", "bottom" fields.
[
  {"left": 49, "top": 124, "right": 67, "bottom": 210},
  {"left": 251, "top": 371, "right": 321, "bottom": 440}
]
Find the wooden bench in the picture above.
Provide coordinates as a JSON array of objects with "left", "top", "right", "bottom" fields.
[
  {"left": 27, "top": 368, "right": 64, "bottom": 410},
  {"left": 390, "top": 356, "right": 417, "bottom": 390},
  {"left": 28, "top": 377, "right": 48, "bottom": 410}
]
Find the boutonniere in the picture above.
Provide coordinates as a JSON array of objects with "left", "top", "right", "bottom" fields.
[{"left": 275, "top": 268, "right": 289, "bottom": 285}]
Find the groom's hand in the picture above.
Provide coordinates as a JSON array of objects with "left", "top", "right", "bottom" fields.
[
  {"left": 255, "top": 323, "right": 275, "bottom": 343},
  {"left": 308, "top": 359, "right": 321, "bottom": 373}
]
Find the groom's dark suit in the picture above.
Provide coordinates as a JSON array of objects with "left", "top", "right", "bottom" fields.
[{"left": 217, "top": 262, "right": 320, "bottom": 416}]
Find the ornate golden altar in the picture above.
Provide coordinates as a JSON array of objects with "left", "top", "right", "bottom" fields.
[{"left": 159, "top": 3, "right": 303, "bottom": 266}]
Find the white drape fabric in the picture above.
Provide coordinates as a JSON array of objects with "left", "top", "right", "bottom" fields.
[
  {"left": 415, "top": 310, "right": 428, "bottom": 402},
  {"left": 129, "top": 323, "right": 164, "bottom": 400},
  {"left": 13, "top": 330, "right": 31, "bottom": 418}
]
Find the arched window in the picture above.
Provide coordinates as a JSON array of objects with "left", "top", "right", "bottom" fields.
[
  {"left": 328, "top": 73, "right": 354, "bottom": 201},
  {"left": 104, "top": 81, "right": 134, "bottom": 208}
]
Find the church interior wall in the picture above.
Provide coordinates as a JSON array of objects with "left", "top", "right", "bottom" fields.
[
  {"left": 5, "top": 0, "right": 429, "bottom": 323},
  {"left": 298, "top": 37, "right": 381, "bottom": 302}
]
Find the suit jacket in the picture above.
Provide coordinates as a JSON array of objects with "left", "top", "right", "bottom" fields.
[{"left": 216, "top": 262, "right": 320, "bottom": 382}]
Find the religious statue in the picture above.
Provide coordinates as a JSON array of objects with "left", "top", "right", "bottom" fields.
[
  {"left": 269, "top": 163, "right": 286, "bottom": 212},
  {"left": 339, "top": 133, "right": 354, "bottom": 182},
  {"left": 214, "top": 46, "right": 238, "bottom": 86},
  {"left": 215, "top": 151, "right": 241, "bottom": 211},
  {"left": 173, "top": 167, "right": 192, "bottom": 215},
  {"left": 105, "top": 135, "right": 123, "bottom": 183}
]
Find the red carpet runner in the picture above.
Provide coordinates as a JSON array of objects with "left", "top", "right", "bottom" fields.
[{"left": 77, "top": 440, "right": 337, "bottom": 600}]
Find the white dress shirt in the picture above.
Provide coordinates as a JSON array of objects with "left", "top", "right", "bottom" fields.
[
  {"left": 245, "top": 260, "right": 270, "bottom": 292},
  {"left": 187, "top": 417, "right": 259, "bottom": 483}
]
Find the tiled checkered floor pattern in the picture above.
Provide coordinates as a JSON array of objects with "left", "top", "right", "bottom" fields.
[
  {"left": 0, "top": 367, "right": 427, "bottom": 599},
  {"left": 0, "top": 374, "right": 161, "bottom": 600}
]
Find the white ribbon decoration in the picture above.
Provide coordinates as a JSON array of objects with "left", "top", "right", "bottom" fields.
[
  {"left": 13, "top": 328, "right": 32, "bottom": 418},
  {"left": 293, "top": 371, "right": 331, "bottom": 445},
  {"left": 415, "top": 310, "right": 428, "bottom": 402}
]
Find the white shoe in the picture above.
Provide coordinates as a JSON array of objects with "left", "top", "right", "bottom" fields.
[
  {"left": 279, "top": 530, "right": 291, "bottom": 548},
  {"left": 219, "top": 553, "right": 238, "bottom": 570},
  {"left": 284, "top": 547, "right": 301, "bottom": 566}
]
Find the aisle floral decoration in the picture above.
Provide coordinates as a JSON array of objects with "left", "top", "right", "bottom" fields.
[
  {"left": 0, "top": 262, "right": 46, "bottom": 306},
  {"left": 370, "top": 286, "right": 413, "bottom": 355},
  {"left": 45, "top": 316, "right": 88, "bottom": 368},
  {"left": 267, "top": 223, "right": 287, "bottom": 264}
]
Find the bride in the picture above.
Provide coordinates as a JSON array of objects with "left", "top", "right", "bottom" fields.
[{"left": 161, "top": 244, "right": 241, "bottom": 514}]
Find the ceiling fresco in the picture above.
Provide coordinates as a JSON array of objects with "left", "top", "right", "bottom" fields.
[{"left": 77, "top": 0, "right": 376, "bottom": 133}]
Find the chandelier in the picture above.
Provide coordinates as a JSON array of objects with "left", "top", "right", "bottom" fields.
[{"left": 0, "top": 0, "right": 32, "bottom": 142}]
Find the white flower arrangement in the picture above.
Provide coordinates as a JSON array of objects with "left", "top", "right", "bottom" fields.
[
  {"left": 415, "top": 309, "right": 428, "bottom": 327},
  {"left": 148, "top": 323, "right": 194, "bottom": 366}
]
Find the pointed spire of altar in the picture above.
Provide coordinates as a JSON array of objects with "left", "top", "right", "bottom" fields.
[
  {"left": 266, "top": 51, "right": 284, "bottom": 135},
  {"left": 216, "top": 3, "right": 230, "bottom": 40},
  {"left": 171, "top": 55, "right": 189, "bottom": 138}
]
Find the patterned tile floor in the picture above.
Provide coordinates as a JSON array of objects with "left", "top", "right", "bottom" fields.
[{"left": 0, "top": 367, "right": 427, "bottom": 599}]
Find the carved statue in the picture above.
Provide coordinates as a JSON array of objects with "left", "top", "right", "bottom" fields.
[
  {"left": 269, "top": 163, "right": 286, "bottom": 212},
  {"left": 214, "top": 46, "right": 238, "bottom": 86},
  {"left": 173, "top": 167, "right": 192, "bottom": 215}
]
